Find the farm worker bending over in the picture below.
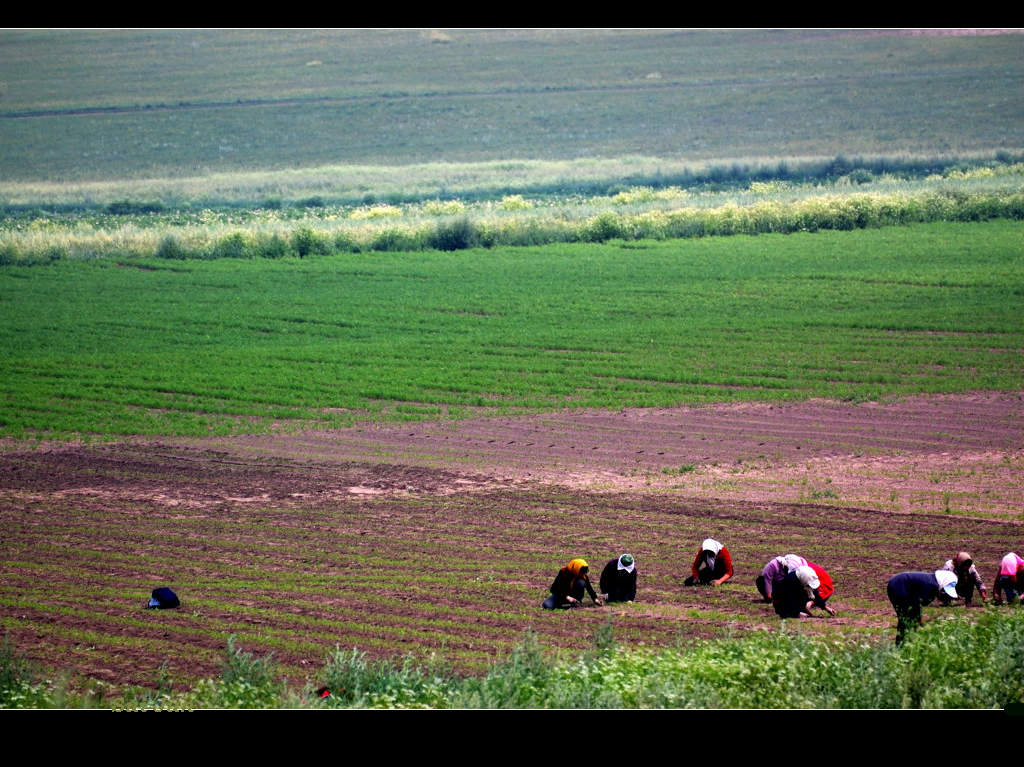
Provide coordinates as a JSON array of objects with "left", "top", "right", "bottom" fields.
[
  {"left": 684, "top": 538, "right": 733, "bottom": 586},
  {"left": 805, "top": 562, "right": 836, "bottom": 616},
  {"left": 542, "top": 558, "right": 603, "bottom": 610},
  {"left": 755, "top": 554, "right": 807, "bottom": 602},
  {"left": 992, "top": 552, "right": 1024, "bottom": 605},
  {"left": 772, "top": 564, "right": 836, "bottom": 619},
  {"left": 599, "top": 554, "right": 637, "bottom": 603},
  {"left": 938, "top": 551, "right": 987, "bottom": 605},
  {"left": 886, "top": 570, "right": 959, "bottom": 645}
]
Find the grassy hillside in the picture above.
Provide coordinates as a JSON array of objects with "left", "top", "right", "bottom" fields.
[{"left": 1, "top": 29, "right": 1021, "bottom": 181}]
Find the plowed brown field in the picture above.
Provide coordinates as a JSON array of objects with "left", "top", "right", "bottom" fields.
[{"left": 2, "top": 392, "right": 1022, "bottom": 693}]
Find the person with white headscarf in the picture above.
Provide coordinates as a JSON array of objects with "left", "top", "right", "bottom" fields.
[
  {"left": 684, "top": 538, "right": 733, "bottom": 586},
  {"left": 772, "top": 564, "right": 836, "bottom": 619},
  {"left": 755, "top": 554, "right": 808, "bottom": 602},
  {"left": 886, "top": 570, "right": 959, "bottom": 645},
  {"left": 599, "top": 554, "right": 638, "bottom": 602}
]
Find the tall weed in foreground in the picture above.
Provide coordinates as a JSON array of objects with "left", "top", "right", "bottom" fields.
[
  {"left": 0, "top": 634, "right": 54, "bottom": 709},
  {"left": 315, "top": 647, "right": 451, "bottom": 709},
  {"left": 4, "top": 611, "right": 1023, "bottom": 708},
  {"left": 450, "top": 611, "right": 1024, "bottom": 709},
  {"left": 180, "top": 636, "right": 284, "bottom": 709},
  {"left": 453, "top": 630, "right": 556, "bottom": 708},
  {"left": 896, "top": 607, "right": 1024, "bottom": 708}
]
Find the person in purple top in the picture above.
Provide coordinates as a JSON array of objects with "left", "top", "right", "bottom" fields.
[
  {"left": 755, "top": 554, "right": 807, "bottom": 602},
  {"left": 886, "top": 570, "right": 959, "bottom": 645}
]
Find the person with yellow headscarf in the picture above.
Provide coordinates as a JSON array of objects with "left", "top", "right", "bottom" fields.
[{"left": 542, "top": 558, "right": 603, "bottom": 609}]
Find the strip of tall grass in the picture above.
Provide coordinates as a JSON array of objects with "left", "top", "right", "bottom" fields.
[
  {"left": 3, "top": 151, "right": 1021, "bottom": 210},
  {"left": 2, "top": 181, "right": 1023, "bottom": 265},
  {"left": 7, "top": 609, "right": 1023, "bottom": 709}
]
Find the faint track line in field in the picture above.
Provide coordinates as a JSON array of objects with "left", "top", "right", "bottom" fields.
[{"left": 2, "top": 68, "right": 1000, "bottom": 120}]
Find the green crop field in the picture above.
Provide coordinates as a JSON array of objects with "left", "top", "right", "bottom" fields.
[{"left": 1, "top": 221, "right": 1021, "bottom": 439}]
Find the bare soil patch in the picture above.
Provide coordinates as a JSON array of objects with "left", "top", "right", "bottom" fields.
[
  {"left": 1, "top": 393, "right": 1021, "bottom": 693},
  {"left": 196, "top": 391, "right": 1024, "bottom": 516}
]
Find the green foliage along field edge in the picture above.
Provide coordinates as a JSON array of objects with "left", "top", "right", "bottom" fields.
[
  {"left": 5, "top": 609, "right": 1022, "bottom": 709},
  {"left": 3, "top": 182, "right": 1023, "bottom": 266},
  {"left": 3, "top": 151, "right": 1021, "bottom": 211}
]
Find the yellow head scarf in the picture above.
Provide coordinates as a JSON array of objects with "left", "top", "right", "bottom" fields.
[{"left": 566, "top": 558, "right": 589, "bottom": 578}]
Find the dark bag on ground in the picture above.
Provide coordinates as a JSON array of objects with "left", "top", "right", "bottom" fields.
[{"left": 147, "top": 587, "right": 180, "bottom": 609}]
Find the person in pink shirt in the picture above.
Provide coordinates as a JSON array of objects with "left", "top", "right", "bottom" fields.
[{"left": 992, "top": 552, "right": 1024, "bottom": 605}]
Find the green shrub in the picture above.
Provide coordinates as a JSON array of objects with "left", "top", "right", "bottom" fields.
[
  {"left": 896, "top": 607, "right": 1024, "bottom": 708},
  {"left": 7, "top": 611, "right": 1024, "bottom": 708},
  {"left": 106, "top": 200, "right": 166, "bottom": 215},
  {"left": 454, "top": 631, "right": 556, "bottom": 708},
  {"left": 255, "top": 233, "right": 291, "bottom": 259},
  {"left": 370, "top": 228, "right": 426, "bottom": 252},
  {"left": 292, "top": 227, "right": 329, "bottom": 258},
  {"left": 611, "top": 186, "right": 657, "bottom": 205},
  {"left": 351, "top": 204, "right": 402, "bottom": 220},
  {"left": 333, "top": 232, "right": 361, "bottom": 253},
  {"left": 212, "top": 232, "right": 253, "bottom": 259},
  {"left": 0, "top": 242, "right": 22, "bottom": 265},
  {"left": 428, "top": 217, "right": 478, "bottom": 251},
  {"left": 220, "top": 635, "right": 276, "bottom": 688},
  {"left": 423, "top": 199, "right": 466, "bottom": 216},
  {"left": 42, "top": 245, "right": 65, "bottom": 263},
  {"left": 155, "top": 234, "right": 187, "bottom": 259},
  {"left": 585, "top": 211, "right": 624, "bottom": 242},
  {"left": 846, "top": 169, "right": 874, "bottom": 185}
]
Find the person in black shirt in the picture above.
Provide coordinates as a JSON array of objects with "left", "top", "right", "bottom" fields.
[
  {"left": 542, "top": 558, "right": 603, "bottom": 609},
  {"left": 886, "top": 570, "right": 959, "bottom": 644},
  {"left": 599, "top": 554, "right": 637, "bottom": 603}
]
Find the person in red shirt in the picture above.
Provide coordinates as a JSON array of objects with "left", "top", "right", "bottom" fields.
[
  {"left": 684, "top": 538, "right": 733, "bottom": 586},
  {"left": 805, "top": 562, "right": 837, "bottom": 617},
  {"left": 772, "top": 563, "right": 836, "bottom": 619}
]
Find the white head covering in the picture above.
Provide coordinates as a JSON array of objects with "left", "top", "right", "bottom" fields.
[
  {"left": 795, "top": 565, "right": 820, "bottom": 591},
  {"left": 617, "top": 554, "right": 636, "bottom": 573},
  {"left": 781, "top": 554, "right": 807, "bottom": 572},
  {"left": 701, "top": 538, "right": 723, "bottom": 555},
  {"left": 934, "top": 569, "right": 959, "bottom": 599}
]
